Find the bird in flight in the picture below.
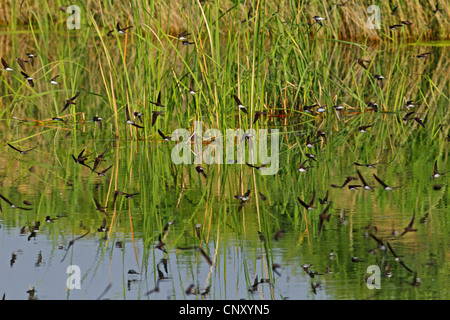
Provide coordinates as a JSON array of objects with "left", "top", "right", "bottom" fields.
[
  {"left": 60, "top": 92, "right": 80, "bottom": 113},
  {"left": 0, "top": 194, "right": 33, "bottom": 211},
  {"left": 297, "top": 191, "right": 316, "bottom": 210},
  {"left": 233, "top": 95, "right": 248, "bottom": 114},
  {"left": 7, "top": 143, "right": 37, "bottom": 155}
]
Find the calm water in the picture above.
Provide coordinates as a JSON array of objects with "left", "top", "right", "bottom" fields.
[
  {"left": 0, "top": 138, "right": 448, "bottom": 300},
  {"left": 0, "top": 30, "right": 449, "bottom": 299}
]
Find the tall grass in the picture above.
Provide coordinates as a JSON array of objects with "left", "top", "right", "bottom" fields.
[{"left": 0, "top": 0, "right": 448, "bottom": 300}]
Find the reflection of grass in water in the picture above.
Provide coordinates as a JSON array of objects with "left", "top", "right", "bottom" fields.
[{"left": 0, "top": 1, "right": 448, "bottom": 300}]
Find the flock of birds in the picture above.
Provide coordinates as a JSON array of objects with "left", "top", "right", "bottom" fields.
[{"left": 1, "top": 5, "right": 448, "bottom": 299}]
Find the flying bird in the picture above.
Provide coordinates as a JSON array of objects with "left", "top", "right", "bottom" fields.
[
  {"left": 50, "top": 75, "right": 60, "bottom": 85},
  {"left": 373, "top": 174, "right": 402, "bottom": 190},
  {"left": 432, "top": 160, "right": 447, "bottom": 178},
  {"left": 399, "top": 213, "right": 417, "bottom": 237},
  {"left": 93, "top": 116, "right": 103, "bottom": 130},
  {"left": 0, "top": 194, "right": 33, "bottom": 211},
  {"left": 60, "top": 91, "right": 80, "bottom": 113},
  {"left": 1, "top": 58, "right": 14, "bottom": 71},
  {"left": 354, "top": 161, "right": 379, "bottom": 168},
  {"left": 151, "top": 111, "right": 164, "bottom": 127},
  {"left": 149, "top": 91, "right": 165, "bottom": 108},
  {"left": 313, "top": 16, "right": 325, "bottom": 27},
  {"left": 356, "top": 169, "right": 374, "bottom": 190},
  {"left": 318, "top": 202, "right": 332, "bottom": 234},
  {"left": 125, "top": 104, "right": 144, "bottom": 128},
  {"left": 298, "top": 159, "right": 314, "bottom": 172},
  {"left": 107, "top": 22, "right": 133, "bottom": 36},
  {"left": 16, "top": 57, "right": 28, "bottom": 71},
  {"left": 157, "top": 129, "right": 172, "bottom": 141},
  {"left": 297, "top": 191, "right": 316, "bottom": 210},
  {"left": 20, "top": 71, "right": 34, "bottom": 87},
  {"left": 386, "top": 242, "right": 414, "bottom": 273},
  {"left": 196, "top": 166, "right": 207, "bottom": 179},
  {"left": 60, "top": 231, "right": 90, "bottom": 263},
  {"left": 253, "top": 111, "right": 266, "bottom": 124},
  {"left": 7, "top": 143, "right": 37, "bottom": 155},
  {"left": 357, "top": 58, "right": 370, "bottom": 70},
  {"left": 25, "top": 53, "right": 37, "bottom": 66},
  {"left": 233, "top": 95, "right": 248, "bottom": 113}
]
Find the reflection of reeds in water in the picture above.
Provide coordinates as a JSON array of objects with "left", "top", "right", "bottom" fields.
[{"left": 0, "top": 0, "right": 449, "bottom": 300}]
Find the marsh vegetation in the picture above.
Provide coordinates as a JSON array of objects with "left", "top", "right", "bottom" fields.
[{"left": 0, "top": 1, "right": 448, "bottom": 300}]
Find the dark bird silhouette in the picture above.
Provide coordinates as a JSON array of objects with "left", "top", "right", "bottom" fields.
[
  {"left": 374, "top": 74, "right": 385, "bottom": 88},
  {"left": 1, "top": 58, "right": 13, "bottom": 71},
  {"left": 133, "top": 111, "right": 143, "bottom": 123},
  {"left": 358, "top": 125, "right": 373, "bottom": 133},
  {"left": 50, "top": 75, "right": 60, "bottom": 85},
  {"left": 386, "top": 242, "right": 414, "bottom": 273},
  {"left": 318, "top": 202, "right": 332, "bottom": 234},
  {"left": 93, "top": 197, "right": 108, "bottom": 216},
  {"left": 149, "top": 91, "right": 165, "bottom": 108},
  {"left": 354, "top": 161, "right": 379, "bottom": 168},
  {"left": 313, "top": 15, "right": 325, "bottom": 27},
  {"left": 188, "top": 77, "right": 197, "bottom": 95},
  {"left": 16, "top": 57, "right": 28, "bottom": 71},
  {"left": 25, "top": 53, "right": 37, "bottom": 66},
  {"left": 95, "top": 165, "right": 113, "bottom": 177},
  {"left": 306, "top": 136, "right": 321, "bottom": 148},
  {"left": 176, "top": 30, "right": 190, "bottom": 41},
  {"left": 97, "top": 218, "right": 109, "bottom": 232},
  {"left": 399, "top": 213, "right": 417, "bottom": 237},
  {"left": 90, "top": 149, "right": 108, "bottom": 173},
  {"left": 305, "top": 153, "right": 317, "bottom": 162},
  {"left": 60, "top": 231, "right": 89, "bottom": 262},
  {"left": 246, "top": 162, "right": 269, "bottom": 171},
  {"left": 233, "top": 95, "right": 248, "bottom": 113},
  {"left": 253, "top": 111, "right": 266, "bottom": 124},
  {"left": 20, "top": 71, "right": 34, "bottom": 87},
  {"left": 416, "top": 52, "right": 431, "bottom": 60},
  {"left": 319, "top": 190, "right": 329, "bottom": 204},
  {"left": 60, "top": 91, "right": 80, "bottom": 113},
  {"left": 357, "top": 58, "right": 370, "bottom": 70},
  {"left": 198, "top": 247, "right": 212, "bottom": 266},
  {"left": 234, "top": 189, "right": 251, "bottom": 202},
  {"left": 432, "top": 3, "right": 442, "bottom": 14},
  {"left": 125, "top": 104, "right": 144, "bottom": 128},
  {"left": 389, "top": 24, "right": 404, "bottom": 30},
  {"left": 331, "top": 176, "right": 358, "bottom": 188},
  {"left": 155, "top": 234, "right": 167, "bottom": 253},
  {"left": 93, "top": 116, "right": 103, "bottom": 130},
  {"left": 7, "top": 143, "right": 37, "bottom": 155},
  {"left": 274, "top": 230, "right": 286, "bottom": 241},
  {"left": 151, "top": 111, "right": 164, "bottom": 127},
  {"left": 113, "top": 190, "right": 139, "bottom": 206},
  {"left": 0, "top": 194, "right": 33, "bottom": 211},
  {"left": 390, "top": 6, "right": 398, "bottom": 15},
  {"left": 298, "top": 159, "right": 314, "bottom": 172},
  {"left": 432, "top": 160, "right": 447, "bottom": 178},
  {"left": 107, "top": 22, "right": 133, "bottom": 36},
  {"left": 157, "top": 129, "right": 172, "bottom": 141},
  {"left": 368, "top": 233, "right": 386, "bottom": 251},
  {"left": 356, "top": 169, "right": 374, "bottom": 190},
  {"left": 196, "top": 166, "right": 207, "bottom": 179},
  {"left": 373, "top": 174, "right": 402, "bottom": 190},
  {"left": 297, "top": 191, "right": 316, "bottom": 210},
  {"left": 72, "top": 149, "right": 93, "bottom": 170}
]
